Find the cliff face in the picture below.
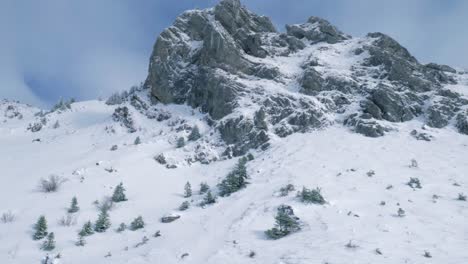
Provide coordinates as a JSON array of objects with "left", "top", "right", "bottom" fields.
[{"left": 145, "top": 0, "right": 467, "bottom": 155}]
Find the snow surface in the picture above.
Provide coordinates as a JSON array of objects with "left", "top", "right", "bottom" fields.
[{"left": 1, "top": 99, "right": 467, "bottom": 264}]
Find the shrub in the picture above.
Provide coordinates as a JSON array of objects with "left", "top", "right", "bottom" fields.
[
  {"left": 265, "top": 205, "right": 300, "bottom": 239},
  {"left": 397, "top": 208, "right": 405, "bottom": 217},
  {"left": 116, "top": 223, "right": 127, "bottom": 232},
  {"left": 188, "top": 125, "right": 201, "bottom": 141},
  {"left": 58, "top": 214, "right": 77, "bottom": 226},
  {"left": 96, "top": 197, "right": 115, "bottom": 212},
  {"left": 179, "top": 201, "right": 190, "bottom": 211},
  {"left": 0, "top": 211, "right": 15, "bottom": 223},
  {"left": 176, "top": 137, "right": 186, "bottom": 148},
  {"left": 130, "top": 216, "right": 145, "bottom": 231},
  {"left": 200, "top": 190, "right": 216, "bottom": 206},
  {"left": 39, "top": 175, "right": 66, "bottom": 192},
  {"left": 75, "top": 233, "right": 86, "bottom": 247},
  {"left": 134, "top": 136, "right": 141, "bottom": 145},
  {"left": 79, "top": 221, "right": 94, "bottom": 236},
  {"left": 297, "top": 187, "right": 325, "bottom": 204},
  {"left": 457, "top": 193, "right": 467, "bottom": 201},
  {"left": 407, "top": 177, "right": 422, "bottom": 189},
  {"left": 279, "top": 184, "right": 295, "bottom": 197},
  {"left": 33, "top": 216, "right": 48, "bottom": 240}
]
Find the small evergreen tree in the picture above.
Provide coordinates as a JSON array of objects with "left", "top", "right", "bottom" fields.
[
  {"left": 179, "top": 201, "right": 190, "bottom": 211},
  {"left": 112, "top": 182, "right": 128, "bottom": 203},
  {"left": 130, "top": 216, "right": 145, "bottom": 231},
  {"left": 33, "top": 215, "right": 48, "bottom": 240},
  {"left": 397, "top": 208, "right": 406, "bottom": 217},
  {"left": 201, "top": 190, "right": 216, "bottom": 206},
  {"left": 176, "top": 137, "right": 185, "bottom": 148},
  {"left": 41, "top": 232, "right": 56, "bottom": 251},
  {"left": 199, "top": 182, "right": 209, "bottom": 194},
  {"left": 188, "top": 126, "right": 201, "bottom": 141},
  {"left": 68, "top": 196, "right": 79, "bottom": 213},
  {"left": 94, "top": 209, "right": 111, "bottom": 233},
  {"left": 297, "top": 187, "right": 326, "bottom": 204},
  {"left": 79, "top": 221, "right": 94, "bottom": 236},
  {"left": 184, "top": 182, "right": 192, "bottom": 198},
  {"left": 218, "top": 158, "right": 248, "bottom": 197},
  {"left": 265, "top": 205, "right": 300, "bottom": 239},
  {"left": 134, "top": 136, "right": 141, "bottom": 145},
  {"left": 75, "top": 233, "right": 86, "bottom": 246}
]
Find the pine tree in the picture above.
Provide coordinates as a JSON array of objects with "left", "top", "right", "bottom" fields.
[
  {"left": 79, "top": 221, "right": 94, "bottom": 236},
  {"left": 130, "top": 216, "right": 145, "bottom": 231},
  {"left": 41, "top": 232, "right": 56, "bottom": 251},
  {"left": 33, "top": 215, "right": 48, "bottom": 240},
  {"left": 94, "top": 209, "right": 111, "bottom": 233},
  {"left": 134, "top": 136, "right": 141, "bottom": 145},
  {"left": 297, "top": 187, "right": 326, "bottom": 204},
  {"left": 188, "top": 125, "right": 201, "bottom": 141},
  {"left": 218, "top": 158, "right": 248, "bottom": 197},
  {"left": 199, "top": 182, "right": 209, "bottom": 194},
  {"left": 179, "top": 201, "right": 190, "bottom": 211},
  {"left": 201, "top": 190, "right": 216, "bottom": 206},
  {"left": 265, "top": 205, "right": 300, "bottom": 239},
  {"left": 176, "top": 137, "right": 185, "bottom": 148},
  {"left": 112, "top": 182, "right": 128, "bottom": 203},
  {"left": 68, "top": 196, "right": 79, "bottom": 213},
  {"left": 184, "top": 182, "right": 192, "bottom": 198},
  {"left": 116, "top": 223, "right": 127, "bottom": 232}
]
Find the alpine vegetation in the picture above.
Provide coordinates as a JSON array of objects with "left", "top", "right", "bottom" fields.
[
  {"left": 218, "top": 158, "right": 249, "bottom": 197},
  {"left": 41, "top": 232, "right": 56, "bottom": 251},
  {"left": 200, "top": 190, "right": 217, "bottom": 206},
  {"left": 33, "top": 215, "right": 48, "bottom": 240},
  {"left": 407, "top": 177, "right": 422, "bottom": 189},
  {"left": 179, "top": 201, "right": 190, "bottom": 211},
  {"left": 130, "top": 216, "right": 145, "bottom": 231},
  {"left": 67, "top": 196, "right": 79, "bottom": 213},
  {"left": 176, "top": 137, "right": 186, "bottom": 148},
  {"left": 116, "top": 223, "right": 127, "bottom": 233},
  {"left": 39, "top": 175, "right": 66, "bottom": 193},
  {"left": 112, "top": 183, "right": 128, "bottom": 203},
  {"left": 188, "top": 125, "right": 201, "bottom": 141},
  {"left": 199, "top": 182, "right": 210, "bottom": 194},
  {"left": 94, "top": 209, "right": 111, "bottom": 233},
  {"left": 183, "top": 182, "right": 192, "bottom": 198},
  {"left": 79, "top": 221, "right": 94, "bottom": 236},
  {"left": 297, "top": 187, "right": 326, "bottom": 204},
  {"left": 265, "top": 205, "right": 301, "bottom": 239}
]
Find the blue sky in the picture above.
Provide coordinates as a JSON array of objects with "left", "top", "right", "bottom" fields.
[{"left": 1, "top": 0, "right": 467, "bottom": 107}]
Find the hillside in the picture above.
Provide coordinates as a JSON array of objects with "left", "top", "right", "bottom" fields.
[{"left": 1, "top": 0, "right": 468, "bottom": 263}]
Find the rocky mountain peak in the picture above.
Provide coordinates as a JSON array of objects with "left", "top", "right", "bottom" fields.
[{"left": 145, "top": 0, "right": 468, "bottom": 156}]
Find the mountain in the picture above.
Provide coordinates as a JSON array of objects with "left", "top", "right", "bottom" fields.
[{"left": 1, "top": 0, "right": 467, "bottom": 263}]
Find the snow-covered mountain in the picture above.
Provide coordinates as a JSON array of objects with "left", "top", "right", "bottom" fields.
[{"left": 1, "top": 0, "right": 467, "bottom": 263}]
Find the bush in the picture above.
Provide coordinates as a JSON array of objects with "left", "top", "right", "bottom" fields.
[
  {"left": 188, "top": 125, "right": 201, "bottom": 141},
  {"left": 116, "top": 223, "right": 127, "bottom": 232},
  {"left": 265, "top": 205, "right": 300, "bottom": 239},
  {"left": 75, "top": 233, "right": 86, "bottom": 246},
  {"left": 1, "top": 211, "right": 15, "bottom": 223},
  {"left": 58, "top": 214, "right": 77, "bottom": 226},
  {"left": 184, "top": 182, "right": 192, "bottom": 198},
  {"left": 407, "top": 177, "right": 422, "bottom": 189},
  {"left": 297, "top": 187, "right": 325, "bottom": 204},
  {"left": 176, "top": 137, "right": 186, "bottom": 148},
  {"left": 179, "top": 201, "right": 190, "bottom": 211},
  {"left": 200, "top": 191, "right": 217, "bottom": 206},
  {"left": 397, "top": 208, "right": 405, "bottom": 217},
  {"left": 130, "top": 216, "right": 145, "bottom": 231},
  {"left": 279, "top": 184, "right": 295, "bottom": 197},
  {"left": 41, "top": 232, "right": 56, "bottom": 251},
  {"left": 79, "top": 221, "right": 94, "bottom": 236},
  {"left": 457, "top": 193, "right": 467, "bottom": 201},
  {"left": 134, "top": 136, "right": 141, "bottom": 145},
  {"left": 39, "top": 175, "right": 66, "bottom": 193},
  {"left": 218, "top": 158, "right": 249, "bottom": 197}
]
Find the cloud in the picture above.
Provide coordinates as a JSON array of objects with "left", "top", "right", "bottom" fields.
[{"left": 0, "top": 0, "right": 467, "bottom": 107}]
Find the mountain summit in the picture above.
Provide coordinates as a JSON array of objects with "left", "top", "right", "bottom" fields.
[{"left": 145, "top": 0, "right": 467, "bottom": 156}]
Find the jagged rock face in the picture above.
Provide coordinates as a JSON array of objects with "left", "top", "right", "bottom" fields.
[{"left": 144, "top": 0, "right": 467, "bottom": 154}]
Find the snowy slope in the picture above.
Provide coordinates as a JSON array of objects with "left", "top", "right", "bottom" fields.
[{"left": 1, "top": 97, "right": 467, "bottom": 264}]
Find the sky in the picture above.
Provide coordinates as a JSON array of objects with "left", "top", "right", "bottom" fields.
[{"left": 1, "top": 0, "right": 467, "bottom": 108}]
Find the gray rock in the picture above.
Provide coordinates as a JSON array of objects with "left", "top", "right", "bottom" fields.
[
  {"left": 299, "top": 68, "right": 324, "bottom": 95},
  {"left": 456, "top": 111, "right": 468, "bottom": 135},
  {"left": 425, "top": 63, "right": 457, "bottom": 74},
  {"left": 426, "top": 101, "right": 457, "bottom": 128},
  {"left": 344, "top": 114, "right": 388, "bottom": 137},
  {"left": 112, "top": 106, "right": 136, "bottom": 133},
  {"left": 410, "top": 130, "right": 433, "bottom": 141},
  {"left": 370, "top": 86, "right": 422, "bottom": 122},
  {"left": 286, "top": 17, "right": 348, "bottom": 44},
  {"left": 161, "top": 215, "right": 180, "bottom": 223}
]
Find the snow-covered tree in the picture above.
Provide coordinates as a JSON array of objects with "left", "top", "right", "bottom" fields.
[
  {"left": 33, "top": 216, "right": 48, "bottom": 240},
  {"left": 68, "top": 196, "right": 79, "bottom": 213},
  {"left": 199, "top": 182, "right": 209, "bottom": 194},
  {"left": 184, "top": 182, "right": 192, "bottom": 198},
  {"left": 94, "top": 210, "right": 111, "bottom": 233},
  {"left": 265, "top": 205, "right": 300, "bottom": 239},
  {"left": 79, "top": 221, "right": 94, "bottom": 236},
  {"left": 188, "top": 125, "right": 201, "bottom": 141},
  {"left": 179, "top": 201, "right": 190, "bottom": 211},
  {"left": 134, "top": 136, "right": 141, "bottom": 145},
  {"left": 297, "top": 187, "right": 325, "bottom": 204},
  {"left": 116, "top": 223, "right": 127, "bottom": 232},
  {"left": 112, "top": 182, "right": 128, "bottom": 203},
  {"left": 176, "top": 137, "right": 185, "bottom": 148},
  {"left": 201, "top": 190, "right": 216, "bottom": 206},
  {"left": 75, "top": 233, "right": 86, "bottom": 246},
  {"left": 130, "top": 216, "right": 145, "bottom": 231},
  {"left": 41, "top": 232, "right": 56, "bottom": 251},
  {"left": 218, "top": 158, "right": 248, "bottom": 197}
]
